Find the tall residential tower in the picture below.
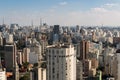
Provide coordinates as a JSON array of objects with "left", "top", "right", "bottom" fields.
[{"left": 46, "top": 44, "right": 76, "bottom": 80}]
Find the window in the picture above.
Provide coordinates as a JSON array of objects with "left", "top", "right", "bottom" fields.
[
  {"left": 57, "top": 73, "right": 59, "bottom": 78},
  {"left": 57, "top": 50, "right": 59, "bottom": 53},
  {"left": 61, "top": 50, "right": 63, "bottom": 54},
  {"left": 57, "top": 59, "right": 59, "bottom": 63},
  {"left": 53, "top": 75, "right": 55, "bottom": 79},
  {"left": 52, "top": 50, "right": 54, "bottom": 54},
  {"left": 53, "top": 68, "right": 55, "bottom": 73},
  {"left": 49, "top": 50, "right": 51, "bottom": 53},
  {"left": 49, "top": 61, "right": 51, "bottom": 65},
  {"left": 53, "top": 62, "right": 55, "bottom": 65}
]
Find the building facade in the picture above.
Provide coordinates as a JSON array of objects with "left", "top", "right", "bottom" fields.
[
  {"left": 46, "top": 44, "right": 76, "bottom": 80},
  {"left": 79, "top": 40, "right": 89, "bottom": 60}
]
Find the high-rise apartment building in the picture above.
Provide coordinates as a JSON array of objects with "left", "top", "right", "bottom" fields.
[
  {"left": 111, "top": 49, "right": 120, "bottom": 80},
  {"left": 53, "top": 25, "right": 60, "bottom": 34},
  {"left": 53, "top": 25, "right": 60, "bottom": 43},
  {"left": 5, "top": 43, "right": 19, "bottom": 80},
  {"left": 46, "top": 44, "right": 76, "bottom": 80},
  {"left": 79, "top": 40, "right": 89, "bottom": 60},
  {"left": 5, "top": 43, "right": 17, "bottom": 71},
  {"left": 76, "top": 60, "right": 83, "bottom": 80},
  {"left": 6, "top": 34, "right": 13, "bottom": 44},
  {"left": 23, "top": 48, "right": 30, "bottom": 62}
]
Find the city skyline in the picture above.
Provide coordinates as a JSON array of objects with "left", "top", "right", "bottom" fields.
[{"left": 0, "top": 0, "right": 120, "bottom": 26}]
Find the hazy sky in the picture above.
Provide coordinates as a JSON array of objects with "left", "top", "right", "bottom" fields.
[{"left": 0, "top": 0, "right": 120, "bottom": 26}]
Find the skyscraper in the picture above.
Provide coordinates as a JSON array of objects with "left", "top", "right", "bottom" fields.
[
  {"left": 46, "top": 44, "right": 76, "bottom": 80},
  {"left": 53, "top": 25, "right": 60, "bottom": 34},
  {"left": 53, "top": 25, "right": 60, "bottom": 44},
  {"left": 5, "top": 43, "right": 17, "bottom": 71},
  {"left": 79, "top": 40, "right": 89, "bottom": 60},
  {"left": 5, "top": 43, "right": 19, "bottom": 80}
]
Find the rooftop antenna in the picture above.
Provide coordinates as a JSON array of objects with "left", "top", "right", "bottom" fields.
[
  {"left": 3, "top": 17, "right": 4, "bottom": 25},
  {"left": 31, "top": 20, "right": 33, "bottom": 27},
  {"left": 40, "top": 18, "right": 42, "bottom": 27}
]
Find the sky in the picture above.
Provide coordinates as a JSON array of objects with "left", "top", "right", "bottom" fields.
[{"left": 0, "top": 0, "right": 120, "bottom": 26}]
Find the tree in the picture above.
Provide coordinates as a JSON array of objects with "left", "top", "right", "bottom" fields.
[
  {"left": 33, "top": 63, "right": 38, "bottom": 67},
  {"left": 23, "top": 62, "right": 29, "bottom": 69},
  {"left": 20, "top": 74, "right": 30, "bottom": 80}
]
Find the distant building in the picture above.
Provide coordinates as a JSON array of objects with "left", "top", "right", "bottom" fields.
[
  {"left": 113, "top": 37, "right": 120, "bottom": 44},
  {"left": 53, "top": 25, "right": 60, "bottom": 44},
  {"left": 53, "top": 25, "right": 60, "bottom": 34},
  {"left": 23, "top": 48, "right": 30, "bottom": 63},
  {"left": 6, "top": 34, "right": 14, "bottom": 44},
  {"left": 76, "top": 25, "right": 80, "bottom": 32},
  {"left": 10, "top": 24, "right": 18, "bottom": 33},
  {"left": 92, "top": 31, "right": 96, "bottom": 41},
  {"left": 17, "top": 51, "right": 22, "bottom": 65}
]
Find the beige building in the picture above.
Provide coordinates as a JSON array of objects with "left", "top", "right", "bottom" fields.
[
  {"left": 91, "top": 58, "right": 98, "bottom": 69},
  {"left": 46, "top": 44, "right": 76, "bottom": 80},
  {"left": 111, "top": 49, "right": 120, "bottom": 80},
  {"left": 30, "top": 67, "right": 46, "bottom": 80},
  {"left": 83, "top": 59, "right": 97, "bottom": 77},
  {"left": 17, "top": 51, "right": 22, "bottom": 65},
  {"left": 23, "top": 48, "right": 30, "bottom": 62}
]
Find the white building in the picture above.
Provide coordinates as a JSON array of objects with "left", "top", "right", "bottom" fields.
[
  {"left": 17, "top": 51, "right": 22, "bottom": 65},
  {"left": 46, "top": 44, "right": 76, "bottom": 80},
  {"left": 112, "top": 49, "right": 120, "bottom": 80},
  {"left": 29, "top": 38, "right": 42, "bottom": 64},
  {"left": 0, "top": 36, "right": 3, "bottom": 46},
  {"left": 0, "top": 58, "right": 6, "bottom": 80},
  {"left": 6, "top": 34, "right": 13, "bottom": 44},
  {"left": 0, "top": 71, "right": 6, "bottom": 80}
]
